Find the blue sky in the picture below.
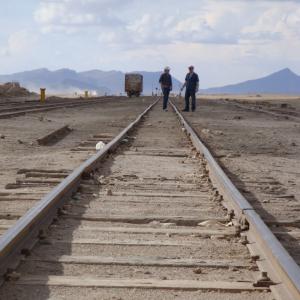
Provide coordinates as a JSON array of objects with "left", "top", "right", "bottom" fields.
[{"left": 1, "top": 0, "right": 300, "bottom": 88}]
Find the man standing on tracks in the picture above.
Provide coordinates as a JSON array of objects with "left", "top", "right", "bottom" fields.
[
  {"left": 181, "top": 66, "right": 199, "bottom": 112},
  {"left": 159, "top": 66, "right": 173, "bottom": 111}
]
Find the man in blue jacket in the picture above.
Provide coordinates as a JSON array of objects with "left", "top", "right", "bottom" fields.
[
  {"left": 159, "top": 66, "right": 172, "bottom": 111},
  {"left": 181, "top": 66, "right": 199, "bottom": 112}
]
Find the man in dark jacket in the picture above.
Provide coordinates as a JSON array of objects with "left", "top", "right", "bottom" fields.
[
  {"left": 181, "top": 66, "right": 199, "bottom": 112},
  {"left": 159, "top": 66, "right": 172, "bottom": 111}
]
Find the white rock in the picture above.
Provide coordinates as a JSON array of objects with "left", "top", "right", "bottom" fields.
[
  {"left": 214, "top": 130, "right": 224, "bottom": 135},
  {"left": 161, "top": 223, "right": 176, "bottom": 227},
  {"left": 226, "top": 153, "right": 238, "bottom": 158},
  {"left": 149, "top": 221, "right": 160, "bottom": 226},
  {"left": 225, "top": 221, "right": 234, "bottom": 227},
  {"left": 201, "top": 129, "right": 210, "bottom": 135},
  {"left": 210, "top": 235, "right": 226, "bottom": 240},
  {"left": 96, "top": 141, "right": 106, "bottom": 150},
  {"left": 198, "top": 220, "right": 225, "bottom": 228}
]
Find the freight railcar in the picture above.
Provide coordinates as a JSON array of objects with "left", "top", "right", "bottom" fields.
[{"left": 125, "top": 73, "right": 143, "bottom": 97}]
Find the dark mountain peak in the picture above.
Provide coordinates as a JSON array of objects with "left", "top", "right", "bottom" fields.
[
  {"left": 137, "top": 71, "right": 161, "bottom": 74},
  {"left": 80, "top": 69, "right": 102, "bottom": 74},
  {"left": 203, "top": 68, "right": 300, "bottom": 95},
  {"left": 79, "top": 70, "right": 104, "bottom": 76},
  {"left": 103, "top": 70, "right": 124, "bottom": 76},
  {"left": 272, "top": 68, "right": 297, "bottom": 77},
  {"left": 80, "top": 69, "right": 123, "bottom": 77},
  {"left": 54, "top": 68, "right": 77, "bottom": 75},
  {"left": 21, "top": 68, "right": 50, "bottom": 75},
  {"left": 33, "top": 68, "right": 49, "bottom": 72},
  {"left": 281, "top": 67, "right": 292, "bottom": 72}
]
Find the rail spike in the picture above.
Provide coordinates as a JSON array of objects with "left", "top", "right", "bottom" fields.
[{"left": 253, "top": 272, "right": 275, "bottom": 288}]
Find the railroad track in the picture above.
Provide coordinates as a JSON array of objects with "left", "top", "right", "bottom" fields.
[
  {"left": 223, "top": 99, "right": 300, "bottom": 122},
  {"left": 0, "top": 97, "right": 113, "bottom": 119},
  {"left": 0, "top": 98, "right": 299, "bottom": 299}
]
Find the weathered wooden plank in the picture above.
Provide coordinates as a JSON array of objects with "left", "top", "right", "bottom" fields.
[
  {"left": 62, "top": 214, "right": 227, "bottom": 225},
  {"left": 273, "top": 230, "right": 300, "bottom": 239},
  {"left": 16, "top": 178, "right": 61, "bottom": 184},
  {"left": 97, "top": 192, "right": 209, "bottom": 198},
  {"left": 92, "top": 134, "right": 114, "bottom": 139},
  {"left": 77, "top": 199, "right": 212, "bottom": 207},
  {"left": 17, "top": 169, "right": 70, "bottom": 174},
  {"left": 51, "top": 238, "right": 209, "bottom": 247},
  {"left": 113, "top": 182, "right": 200, "bottom": 188},
  {"left": 37, "top": 125, "right": 72, "bottom": 146},
  {"left": 71, "top": 147, "right": 95, "bottom": 151},
  {"left": 0, "top": 197, "right": 40, "bottom": 202},
  {"left": 27, "top": 255, "right": 251, "bottom": 268},
  {"left": 25, "top": 172, "right": 67, "bottom": 179},
  {"left": 130, "top": 147, "right": 189, "bottom": 153},
  {"left": 124, "top": 151, "right": 188, "bottom": 158},
  {"left": 0, "top": 225, "right": 10, "bottom": 230},
  {"left": 0, "top": 214, "right": 21, "bottom": 220},
  {"left": 57, "top": 226, "right": 234, "bottom": 236},
  {"left": 17, "top": 276, "right": 264, "bottom": 291},
  {"left": 5, "top": 182, "right": 57, "bottom": 189},
  {"left": 70, "top": 205, "right": 217, "bottom": 214},
  {"left": 124, "top": 149, "right": 188, "bottom": 154},
  {"left": 264, "top": 219, "right": 300, "bottom": 226}
]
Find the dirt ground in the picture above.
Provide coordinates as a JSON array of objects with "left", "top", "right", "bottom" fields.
[
  {"left": 0, "top": 96, "right": 152, "bottom": 196},
  {"left": 0, "top": 100, "right": 273, "bottom": 300},
  {"left": 175, "top": 95, "right": 300, "bottom": 262}
]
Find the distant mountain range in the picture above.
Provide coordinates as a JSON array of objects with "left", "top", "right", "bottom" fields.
[
  {"left": 0, "top": 67, "right": 299, "bottom": 95},
  {"left": 0, "top": 68, "right": 182, "bottom": 95},
  {"left": 202, "top": 68, "right": 300, "bottom": 95}
]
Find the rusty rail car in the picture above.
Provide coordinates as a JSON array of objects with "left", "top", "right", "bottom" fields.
[{"left": 125, "top": 73, "right": 143, "bottom": 97}]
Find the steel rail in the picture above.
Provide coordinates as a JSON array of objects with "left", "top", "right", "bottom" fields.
[
  {"left": 0, "top": 96, "right": 117, "bottom": 114},
  {"left": 0, "top": 98, "right": 158, "bottom": 284},
  {"left": 170, "top": 100, "right": 300, "bottom": 300},
  {"left": 0, "top": 98, "right": 115, "bottom": 119}
]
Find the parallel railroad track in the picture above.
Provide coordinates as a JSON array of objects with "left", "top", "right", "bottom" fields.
[
  {"left": 0, "top": 97, "right": 115, "bottom": 119},
  {"left": 222, "top": 99, "right": 300, "bottom": 122},
  {"left": 0, "top": 98, "right": 299, "bottom": 299}
]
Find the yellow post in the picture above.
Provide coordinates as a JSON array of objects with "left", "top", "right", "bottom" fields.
[
  {"left": 40, "top": 88, "right": 46, "bottom": 103},
  {"left": 85, "top": 91, "right": 89, "bottom": 99}
]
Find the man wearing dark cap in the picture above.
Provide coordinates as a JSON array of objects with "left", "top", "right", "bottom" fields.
[
  {"left": 159, "top": 66, "right": 172, "bottom": 111},
  {"left": 181, "top": 66, "right": 199, "bottom": 112}
]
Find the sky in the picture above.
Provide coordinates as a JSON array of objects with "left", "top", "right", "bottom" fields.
[{"left": 0, "top": 0, "right": 300, "bottom": 88}]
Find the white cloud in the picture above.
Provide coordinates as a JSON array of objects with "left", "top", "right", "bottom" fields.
[
  {"left": 2, "top": 0, "right": 300, "bottom": 87},
  {"left": 34, "top": 0, "right": 300, "bottom": 46},
  {"left": 241, "top": 4, "right": 300, "bottom": 43},
  {"left": 0, "top": 30, "right": 38, "bottom": 57},
  {"left": 34, "top": 0, "right": 127, "bottom": 33}
]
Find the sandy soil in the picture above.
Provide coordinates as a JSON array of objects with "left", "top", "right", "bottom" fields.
[
  {"left": 0, "top": 103, "right": 271, "bottom": 300},
  {"left": 0, "top": 97, "right": 152, "bottom": 186},
  {"left": 0, "top": 96, "right": 153, "bottom": 229}
]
